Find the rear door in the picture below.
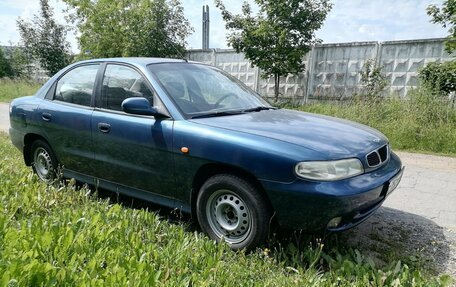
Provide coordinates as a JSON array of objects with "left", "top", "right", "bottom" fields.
[
  {"left": 91, "top": 63, "right": 175, "bottom": 197},
  {"left": 38, "top": 64, "right": 100, "bottom": 174}
]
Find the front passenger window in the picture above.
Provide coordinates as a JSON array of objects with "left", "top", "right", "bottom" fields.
[
  {"left": 100, "top": 65, "right": 154, "bottom": 111},
  {"left": 55, "top": 64, "right": 100, "bottom": 106}
]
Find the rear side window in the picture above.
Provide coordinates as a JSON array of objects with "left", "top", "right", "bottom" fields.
[
  {"left": 54, "top": 64, "right": 100, "bottom": 106},
  {"left": 100, "top": 64, "right": 154, "bottom": 111}
]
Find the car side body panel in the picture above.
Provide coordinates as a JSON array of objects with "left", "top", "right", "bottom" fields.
[{"left": 172, "top": 121, "right": 305, "bottom": 209}]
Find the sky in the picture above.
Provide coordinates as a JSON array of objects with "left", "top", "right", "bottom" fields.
[{"left": 0, "top": 0, "right": 448, "bottom": 52}]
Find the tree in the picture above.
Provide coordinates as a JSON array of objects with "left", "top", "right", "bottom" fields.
[
  {"left": 215, "top": 0, "right": 332, "bottom": 101},
  {"left": 427, "top": 0, "right": 456, "bottom": 53},
  {"left": 63, "top": 0, "right": 193, "bottom": 59},
  {"left": 0, "top": 48, "right": 14, "bottom": 78},
  {"left": 359, "top": 59, "right": 387, "bottom": 99},
  {"left": 9, "top": 48, "right": 33, "bottom": 79},
  {"left": 17, "top": 0, "right": 71, "bottom": 76}
]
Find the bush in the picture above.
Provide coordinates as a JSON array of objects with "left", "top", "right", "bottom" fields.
[
  {"left": 418, "top": 61, "right": 456, "bottom": 96},
  {"left": 359, "top": 59, "right": 388, "bottom": 99},
  {"left": 0, "top": 48, "right": 14, "bottom": 78}
]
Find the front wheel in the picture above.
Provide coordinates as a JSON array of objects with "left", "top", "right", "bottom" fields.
[
  {"left": 30, "top": 140, "right": 59, "bottom": 182},
  {"left": 196, "top": 174, "right": 272, "bottom": 251}
]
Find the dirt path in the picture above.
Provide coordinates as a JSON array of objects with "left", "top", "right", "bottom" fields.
[
  {"left": 0, "top": 103, "right": 9, "bottom": 133},
  {"left": 386, "top": 151, "right": 456, "bottom": 230},
  {"left": 338, "top": 207, "right": 456, "bottom": 280},
  {"left": 332, "top": 151, "right": 456, "bottom": 279},
  {"left": 327, "top": 151, "right": 456, "bottom": 280}
]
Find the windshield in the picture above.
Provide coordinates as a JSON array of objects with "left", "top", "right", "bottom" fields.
[{"left": 148, "top": 63, "right": 272, "bottom": 118}]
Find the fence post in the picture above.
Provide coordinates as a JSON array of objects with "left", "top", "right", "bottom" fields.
[
  {"left": 304, "top": 47, "right": 315, "bottom": 104},
  {"left": 212, "top": 49, "right": 217, "bottom": 67},
  {"left": 254, "top": 66, "right": 261, "bottom": 93},
  {"left": 375, "top": 41, "right": 382, "bottom": 66}
]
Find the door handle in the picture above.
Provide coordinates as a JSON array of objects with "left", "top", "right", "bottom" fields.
[
  {"left": 42, "top": 112, "right": 52, "bottom": 122},
  {"left": 97, "top": 123, "right": 111, "bottom": 133}
]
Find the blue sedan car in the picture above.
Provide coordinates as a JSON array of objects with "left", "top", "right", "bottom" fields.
[{"left": 9, "top": 58, "right": 403, "bottom": 250}]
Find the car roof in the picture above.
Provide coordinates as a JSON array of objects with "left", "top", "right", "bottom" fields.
[{"left": 75, "top": 57, "right": 193, "bottom": 67}]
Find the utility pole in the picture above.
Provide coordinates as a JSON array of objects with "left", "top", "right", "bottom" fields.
[{"left": 202, "top": 5, "right": 210, "bottom": 49}]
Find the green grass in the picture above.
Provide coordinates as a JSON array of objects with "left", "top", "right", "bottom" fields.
[
  {"left": 0, "top": 133, "right": 452, "bottom": 286},
  {"left": 0, "top": 78, "right": 41, "bottom": 103},
  {"left": 294, "top": 90, "right": 456, "bottom": 156}
]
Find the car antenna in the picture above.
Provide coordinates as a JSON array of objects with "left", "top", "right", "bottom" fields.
[{"left": 162, "top": 32, "right": 188, "bottom": 62}]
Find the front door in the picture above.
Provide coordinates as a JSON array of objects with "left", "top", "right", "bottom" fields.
[{"left": 91, "top": 64, "right": 175, "bottom": 197}]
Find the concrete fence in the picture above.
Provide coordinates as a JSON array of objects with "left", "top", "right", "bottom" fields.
[{"left": 187, "top": 38, "right": 454, "bottom": 102}]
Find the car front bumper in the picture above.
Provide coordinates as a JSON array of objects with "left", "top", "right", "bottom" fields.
[{"left": 260, "top": 152, "right": 403, "bottom": 232}]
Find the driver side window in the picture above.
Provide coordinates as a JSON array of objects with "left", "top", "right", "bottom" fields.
[{"left": 100, "top": 64, "right": 154, "bottom": 111}]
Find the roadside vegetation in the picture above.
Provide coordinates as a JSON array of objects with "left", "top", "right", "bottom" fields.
[
  {"left": 295, "top": 88, "right": 456, "bottom": 156},
  {"left": 0, "top": 133, "right": 451, "bottom": 286},
  {"left": 0, "top": 78, "right": 41, "bottom": 103}
]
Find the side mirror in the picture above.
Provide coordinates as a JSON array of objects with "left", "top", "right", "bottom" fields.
[{"left": 121, "top": 97, "right": 166, "bottom": 117}]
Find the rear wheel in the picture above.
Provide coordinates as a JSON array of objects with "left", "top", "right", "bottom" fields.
[
  {"left": 30, "top": 140, "right": 59, "bottom": 182},
  {"left": 196, "top": 174, "right": 272, "bottom": 251}
]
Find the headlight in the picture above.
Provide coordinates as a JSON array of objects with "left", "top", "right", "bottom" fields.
[{"left": 295, "top": 158, "right": 364, "bottom": 181}]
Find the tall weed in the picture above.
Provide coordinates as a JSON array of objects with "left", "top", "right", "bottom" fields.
[{"left": 0, "top": 78, "right": 41, "bottom": 103}]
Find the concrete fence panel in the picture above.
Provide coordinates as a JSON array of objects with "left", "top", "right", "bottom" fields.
[{"left": 187, "top": 38, "right": 454, "bottom": 102}]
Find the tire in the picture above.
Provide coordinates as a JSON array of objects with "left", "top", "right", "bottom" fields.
[
  {"left": 196, "top": 174, "right": 272, "bottom": 251},
  {"left": 30, "top": 140, "right": 59, "bottom": 182}
]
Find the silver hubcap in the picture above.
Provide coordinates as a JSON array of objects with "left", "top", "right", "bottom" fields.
[
  {"left": 206, "top": 189, "right": 252, "bottom": 244},
  {"left": 33, "top": 147, "right": 53, "bottom": 181}
]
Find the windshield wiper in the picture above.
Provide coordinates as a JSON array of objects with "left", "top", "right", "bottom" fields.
[
  {"left": 191, "top": 110, "right": 245, "bottom": 119},
  {"left": 242, "top": 106, "right": 277, "bottom": 113},
  {"left": 191, "top": 106, "right": 277, "bottom": 119}
]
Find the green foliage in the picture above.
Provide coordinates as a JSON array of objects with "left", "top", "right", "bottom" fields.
[
  {"left": 0, "top": 133, "right": 451, "bottom": 286},
  {"left": 0, "top": 79, "right": 41, "bottom": 102},
  {"left": 0, "top": 48, "right": 14, "bottom": 78},
  {"left": 215, "top": 0, "right": 332, "bottom": 101},
  {"left": 63, "top": 0, "right": 193, "bottom": 59},
  {"left": 359, "top": 59, "right": 388, "bottom": 99},
  {"left": 427, "top": 0, "right": 456, "bottom": 53},
  {"left": 2, "top": 47, "right": 35, "bottom": 79},
  {"left": 9, "top": 48, "right": 33, "bottom": 79},
  {"left": 297, "top": 88, "right": 456, "bottom": 156},
  {"left": 418, "top": 61, "right": 456, "bottom": 96},
  {"left": 16, "top": 0, "right": 71, "bottom": 76}
]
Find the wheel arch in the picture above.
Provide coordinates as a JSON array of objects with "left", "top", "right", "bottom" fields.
[
  {"left": 23, "top": 133, "right": 52, "bottom": 166},
  {"left": 190, "top": 163, "right": 274, "bottom": 220}
]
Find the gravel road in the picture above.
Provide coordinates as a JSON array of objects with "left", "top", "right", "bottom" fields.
[{"left": 1, "top": 102, "right": 455, "bottom": 279}]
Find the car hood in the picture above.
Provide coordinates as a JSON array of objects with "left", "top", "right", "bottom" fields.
[{"left": 190, "top": 109, "right": 388, "bottom": 159}]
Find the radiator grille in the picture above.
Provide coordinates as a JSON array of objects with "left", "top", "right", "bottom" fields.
[{"left": 366, "top": 145, "right": 389, "bottom": 167}]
